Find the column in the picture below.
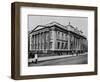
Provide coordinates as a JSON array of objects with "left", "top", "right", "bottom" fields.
[
  {"left": 29, "top": 35, "right": 32, "bottom": 51},
  {"left": 39, "top": 33, "right": 42, "bottom": 50},
  {"left": 44, "top": 32, "right": 46, "bottom": 50},
  {"left": 35, "top": 35, "right": 37, "bottom": 50},
  {"left": 46, "top": 32, "right": 48, "bottom": 50},
  {"left": 74, "top": 37, "right": 76, "bottom": 51},
  {"left": 68, "top": 32, "right": 70, "bottom": 50},
  {"left": 41, "top": 33, "right": 43, "bottom": 50},
  {"left": 37, "top": 34, "right": 38, "bottom": 50},
  {"left": 73, "top": 36, "right": 75, "bottom": 50},
  {"left": 32, "top": 35, "right": 34, "bottom": 50},
  {"left": 76, "top": 38, "right": 77, "bottom": 50},
  {"left": 42, "top": 32, "right": 44, "bottom": 50},
  {"left": 77, "top": 38, "right": 78, "bottom": 50},
  {"left": 38, "top": 33, "right": 40, "bottom": 50},
  {"left": 38, "top": 33, "right": 39, "bottom": 50},
  {"left": 78, "top": 39, "right": 79, "bottom": 52},
  {"left": 33, "top": 35, "right": 35, "bottom": 50},
  {"left": 79, "top": 39, "right": 80, "bottom": 50},
  {"left": 77, "top": 38, "right": 79, "bottom": 54},
  {"left": 37, "top": 34, "right": 39, "bottom": 50},
  {"left": 75, "top": 38, "right": 77, "bottom": 51},
  {"left": 36, "top": 34, "right": 38, "bottom": 50},
  {"left": 46, "top": 31, "right": 49, "bottom": 50},
  {"left": 31, "top": 35, "right": 34, "bottom": 50},
  {"left": 48, "top": 31, "right": 51, "bottom": 50},
  {"left": 34, "top": 35, "right": 36, "bottom": 50},
  {"left": 52, "top": 30, "right": 56, "bottom": 50}
]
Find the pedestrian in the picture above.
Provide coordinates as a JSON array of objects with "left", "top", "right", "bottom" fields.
[{"left": 35, "top": 53, "right": 38, "bottom": 64}]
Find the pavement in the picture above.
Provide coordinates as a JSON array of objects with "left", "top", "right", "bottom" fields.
[
  {"left": 29, "top": 54, "right": 88, "bottom": 66},
  {"left": 37, "top": 52, "right": 87, "bottom": 62}
]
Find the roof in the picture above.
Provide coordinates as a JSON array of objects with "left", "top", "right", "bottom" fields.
[
  {"left": 33, "top": 21, "right": 67, "bottom": 31},
  {"left": 45, "top": 21, "right": 67, "bottom": 30},
  {"left": 30, "top": 21, "right": 86, "bottom": 38}
]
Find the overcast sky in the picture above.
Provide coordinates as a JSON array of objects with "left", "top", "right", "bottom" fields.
[{"left": 28, "top": 15, "right": 88, "bottom": 36}]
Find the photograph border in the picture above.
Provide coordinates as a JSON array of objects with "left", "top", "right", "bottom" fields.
[{"left": 11, "top": 2, "right": 98, "bottom": 80}]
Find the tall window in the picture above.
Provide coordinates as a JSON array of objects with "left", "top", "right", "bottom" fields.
[
  {"left": 57, "top": 42, "right": 60, "bottom": 49},
  {"left": 50, "top": 31, "right": 53, "bottom": 40},
  {"left": 61, "top": 43, "right": 64, "bottom": 49},
  {"left": 65, "top": 42, "right": 68, "bottom": 49},
  {"left": 62, "top": 33, "right": 65, "bottom": 40},
  {"left": 50, "top": 42, "right": 52, "bottom": 49},
  {"left": 57, "top": 31, "right": 60, "bottom": 39},
  {"left": 65, "top": 34, "right": 68, "bottom": 41},
  {"left": 62, "top": 33, "right": 64, "bottom": 38}
]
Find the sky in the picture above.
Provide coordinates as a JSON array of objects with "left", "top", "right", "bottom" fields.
[{"left": 28, "top": 15, "right": 88, "bottom": 36}]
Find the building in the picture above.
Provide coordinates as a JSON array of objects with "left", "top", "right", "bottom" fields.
[{"left": 28, "top": 22, "right": 88, "bottom": 57}]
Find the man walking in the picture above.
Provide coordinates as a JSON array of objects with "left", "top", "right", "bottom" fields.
[{"left": 35, "top": 53, "right": 38, "bottom": 64}]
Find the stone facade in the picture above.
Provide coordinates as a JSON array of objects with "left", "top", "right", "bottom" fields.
[{"left": 29, "top": 22, "right": 88, "bottom": 57}]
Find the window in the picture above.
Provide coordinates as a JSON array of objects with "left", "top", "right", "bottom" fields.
[
  {"left": 65, "top": 34, "right": 68, "bottom": 41},
  {"left": 62, "top": 33, "right": 63, "bottom": 37},
  {"left": 58, "top": 31, "right": 60, "bottom": 39},
  {"left": 65, "top": 42, "right": 68, "bottom": 49},
  {"left": 57, "top": 42, "right": 60, "bottom": 49},
  {"left": 50, "top": 31, "right": 53, "bottom": 40},
  {"left": 61, "top": 43, "right": 64, "bottom": 49},
  {"left": 50, "top": 42, "right": 52, "bottom": 49},
  {"left": 62, "top": 33, "right": 64, "bottom": 40}
]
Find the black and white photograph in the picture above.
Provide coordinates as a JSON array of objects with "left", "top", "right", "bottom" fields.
[{"left": 28, "top": 15, "right": 88, "bottom": 66}]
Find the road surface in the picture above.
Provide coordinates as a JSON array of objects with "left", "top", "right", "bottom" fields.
[{"left": 29, "top": 55, "right": 88, "bottom": 66}]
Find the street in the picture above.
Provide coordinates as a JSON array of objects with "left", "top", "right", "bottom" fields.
[{"left": 29, "top": 55, "right": 88, "bottom": 66}]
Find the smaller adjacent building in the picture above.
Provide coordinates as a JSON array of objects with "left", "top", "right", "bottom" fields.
[{"left": 28, "top": 22, "right": 88, "bottom": 57}]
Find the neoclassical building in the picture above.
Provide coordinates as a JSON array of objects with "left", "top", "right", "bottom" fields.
[{"left": 29, "top": 22, "right": 88, "bottom": 57}]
